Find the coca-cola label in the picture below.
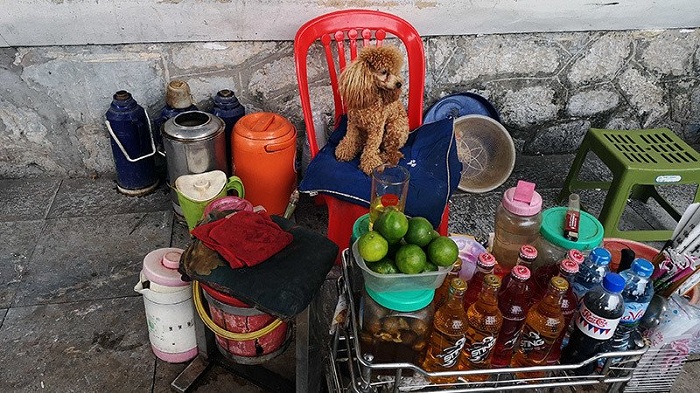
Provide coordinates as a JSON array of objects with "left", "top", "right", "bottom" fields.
[
  {"left": 467, "top": 336, "right": 496, "bottom": 363},
  {"left": 575, "top": 303, "right": 620, "bottom": 340},
  {"left": 437, "top": 336, "right": 466, "bottom": 368},
  {"left": 620, "top": 301, "right": 650, "bottom": 326}
]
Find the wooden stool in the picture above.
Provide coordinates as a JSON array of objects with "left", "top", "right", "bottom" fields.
[{"left": 558, "top": 128, "right": 700, "bottom": 241}]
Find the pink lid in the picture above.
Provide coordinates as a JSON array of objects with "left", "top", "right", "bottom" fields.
[
  {"left": 477, "top": 252, "right": 497, "bottom": 268},
  {"left": 518, "top": 244, "right": 538, "bottom": 261},
  {"left": 511, "top": 265, "right": 531, "bottom": 281},
  {"left": 559, "top": 258, "right": 579, "bottom": 274},
  {"left": 142, "top": 248, "right": 188, "bottom": 287},
  {"left": 567, "top": 249, "right": 585, "bottom": 265},
  {"left": 501, "top": 180, "right": 542, "bottom": 216}
]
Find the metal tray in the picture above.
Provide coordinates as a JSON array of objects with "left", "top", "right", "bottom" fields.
[{"left": 327, "top": 248, "right": 659, "bottom": 393}]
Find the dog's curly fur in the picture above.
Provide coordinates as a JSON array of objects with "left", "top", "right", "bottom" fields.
[{"left": 335, "top": 45, "right": 410, "bottom": 175}]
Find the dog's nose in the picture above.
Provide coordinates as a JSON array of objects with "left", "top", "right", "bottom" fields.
[{"left": 395, "top": 81, "right": 402, "bottom": 89}]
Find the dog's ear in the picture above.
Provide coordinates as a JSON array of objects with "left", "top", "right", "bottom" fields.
[{"left": 339, "top": 60, "right": 375, "bottom": 109}]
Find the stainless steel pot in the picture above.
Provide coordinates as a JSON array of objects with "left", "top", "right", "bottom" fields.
[{"left": 162, "top": 111, "right": 227, "bottom": 215}]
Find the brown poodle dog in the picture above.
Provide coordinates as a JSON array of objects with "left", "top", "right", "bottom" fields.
[{"left": 335, "top": 45, "right": 410, "bottom": 175}]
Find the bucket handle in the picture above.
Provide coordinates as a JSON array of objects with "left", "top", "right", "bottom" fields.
[
  {"left": 192, "top": 280, "right": 284, "bottom": 341},
  {"left": 105, "top": 110, "right": 157, "bottom": 162}
]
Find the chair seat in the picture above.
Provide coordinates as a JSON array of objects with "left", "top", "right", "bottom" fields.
[{"left": 558, "top": 128, "right": 700, "bottom": 242}]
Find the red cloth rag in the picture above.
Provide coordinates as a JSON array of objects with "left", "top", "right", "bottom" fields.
[{"left": 191, "top": 210, "right": 294, "bottom": 269}]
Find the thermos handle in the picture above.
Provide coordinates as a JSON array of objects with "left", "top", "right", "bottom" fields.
[
  {"left": 265, "top": 138, "right": 296, "bottom": 153},
  {"left": 105, "top": 110, "right": 158, "bottom": 162}
]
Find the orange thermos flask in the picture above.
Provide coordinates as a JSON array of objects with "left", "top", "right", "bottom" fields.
[{"left": 231, "top": 112, "right": 297, "bottom": 216}]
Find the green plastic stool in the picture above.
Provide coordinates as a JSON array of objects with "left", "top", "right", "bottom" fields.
[{"left": 557, "top": 127, "right": 700, "bottom": 242}]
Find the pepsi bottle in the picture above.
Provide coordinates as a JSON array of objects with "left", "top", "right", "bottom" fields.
[{"left": 560, "top": 273, "right": 625, "bottom": 375}]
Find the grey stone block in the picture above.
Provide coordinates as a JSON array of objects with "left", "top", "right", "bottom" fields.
[
  {"left": 0, "top": 220, "right": 44, "bottom": 308},
  {"left": 0, "top": 178, "right": 60, "bottom": 221}
]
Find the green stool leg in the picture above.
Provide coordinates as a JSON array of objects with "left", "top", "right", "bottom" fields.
[
  {"left": 597, "top": 173, "right": 634, "bottom": 238},
  {"left": 558, "top": 138, "right": 591, "bottom": 204}
]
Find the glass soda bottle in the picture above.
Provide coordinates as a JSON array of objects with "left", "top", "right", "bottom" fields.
[
  {"left": 421, "top": 278, "right": 469, "bottom": 384},
  {"left": 433, "top": 259, "right": 463, "bottom": 310},
  {"left": 498, "top": 245, "right": 536, "bottom": 294},
  {"left": 571, "top": 247, "right": 612, "bottom": 301},
  {"left": 491, "top": 265, "right": 532, "bottom": 368},
  {"left": 464, "top": 252, "right": 497, "bottom": 310},
  {"left": 533, "top": 249, "right": 584, "bottom": 299},
  {"left": 546, "top": 259, "right": 580, "bottom": 364},
  {"left": 606, "top": 258, "right": 655, "bottom": 354},
  {"left": 459, "top": 274, "right": 503, "bottom": 381},
  {"left": 491, "top": 180, "right": 543, "bottom": 275},
  {"left": 560, "top": 272, "right": 625, "bottom": 375},
  {"left": 511, "top": 276, "right": 568, "bottom": 379}
]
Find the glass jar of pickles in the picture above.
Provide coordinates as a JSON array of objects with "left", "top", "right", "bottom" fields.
[{"left": 359, "top": 285, "right": 434, "bottom": 365}]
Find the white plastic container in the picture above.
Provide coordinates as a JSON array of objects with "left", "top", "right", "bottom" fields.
[
  {"left": 352, "top": 241, "right": 454, "bottom": 293},
  {"left": 134, "top": 248, "right": 198, "bottom": 363}
]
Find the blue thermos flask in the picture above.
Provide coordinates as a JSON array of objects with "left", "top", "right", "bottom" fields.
[
  {"left": 105, "top": 90, "right": 159, "bottom": 196},
  {"left": 211, "top": 89, "right": 245, "bottom": 173}
]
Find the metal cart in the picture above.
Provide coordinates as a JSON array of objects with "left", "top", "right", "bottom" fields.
[{"left": 329, "top": 249, "right": 689, "bottom": 392}]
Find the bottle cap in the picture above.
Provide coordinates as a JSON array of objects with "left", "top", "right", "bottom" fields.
[
  {"left": 602, "top": 272, "right": 626, "bottom": 293},
  {"left": 550, "top": 276, "right": 569, "bottom": 292},
  {"left": 166, "top": 80, "right": 194, "bottom": 109},
  {"left": 449, "top": 277, "right": 468, "bottom": 292},
  {"left": 589, "top": 247, "right": 612, "bottom": 266},
  {"left": 567, "top": 249, "right": 585, "bottom": 265},
  {"left": 631, "top": 258, "right": 654, "bottom": 278},
  {"left": 559, "top": 258, "right": 579, "bottom": 274},
  {"left": 501, "top": 180, "right": 543, "bottom": 216},
  {"left": 511, "top": 265, "right": 531, "bottom": 281},
  {"left": 483, "top": 274, "right": 501, "bottom": 289},
  {"left": 519, "top": 244, "right": 538, "bottom": 261},
  {"left": 477, "top": 252, "right": 497, "bottom": 269},
  {"left": 451, "top": 259, "right": 463, "bottom": 272}
]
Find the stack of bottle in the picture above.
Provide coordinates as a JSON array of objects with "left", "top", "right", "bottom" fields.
[{"left": 418, "top": 244, "right": 658, "bottom": 382}]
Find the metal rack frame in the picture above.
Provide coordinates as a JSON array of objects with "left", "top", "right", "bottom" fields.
[{"left": 329, "top": 249, "right": 654, "bottom": 393}]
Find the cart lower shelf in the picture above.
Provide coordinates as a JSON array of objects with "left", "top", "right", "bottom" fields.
[{"left": 328, "top": 249, "right": 687, "bottom": 393}]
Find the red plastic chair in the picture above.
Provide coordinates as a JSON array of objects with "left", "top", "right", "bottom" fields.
[{"left": 294, "top": 9, "right": 449, "bottom": 257}]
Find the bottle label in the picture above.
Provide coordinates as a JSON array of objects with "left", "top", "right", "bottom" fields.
[
  {"left": 466, "top": 336, "right": 496, "bottom": 363},
  {"left": 437, "top": 336, "right": 466, "bottom": 368},
  {"left": 519, "top": 328, "right": 546, "bottom": 353},
  {"left": 620, "top": 301, "right": 650, "bottom": 325},
  {"left": 575, "top": 303, "right": 620, "bottom": 340},
  {"left": 564, "top": 210, "right": 580, "bottom": 233}
]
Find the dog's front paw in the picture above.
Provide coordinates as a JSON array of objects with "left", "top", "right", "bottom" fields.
[
  {"left": 359, "top": 154, "right": 383, "bottom": 175},
  {"left": 335, "top": 139, "right": 355, "bottom": 161},
  {"left": 381, "top": 150, "right": 404, "bottom": 165}
]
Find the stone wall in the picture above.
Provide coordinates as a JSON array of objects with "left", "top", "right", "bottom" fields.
[{"left": 0, "top": 28, "right": 698, "bottom": 178}]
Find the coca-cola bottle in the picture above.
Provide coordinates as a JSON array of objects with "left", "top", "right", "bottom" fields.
[
  {"left": 546, "top": 259, "right": 580, "bottom": 364},
  {"left": 464, "top": 252, "right": 497, "bottom": 310},
  {"left": 459, "top": 274, "right": 503, "bottom": 381},
  {"left": 560, "top": 272, "right": 625, "bottom": 375},
  {"left": 498, "top": 245, "right": 536, "bottom": 296},
  {"left": 491, "top": 265, "right": 532, "bottom": 368},
  {"left": 511, "top": 276, "right": 568, "bottom": 379},
  {"left": 433, "top": 259, "right": 463, "bottom": 310},
  {"left": 421, "top": 278, "right": 469, "bottom": 384}
]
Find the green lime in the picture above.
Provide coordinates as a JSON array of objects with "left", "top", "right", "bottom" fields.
[
  {"left": 423, "top": 261, "right": 439, "bottom": 272},
  {"left": 404, "top": 216, "right": 435, "bottom": 247},
  {"left": 427, "top": 236, "right": 459, "bottom": 267},
  {"left": 358, "top": 231, "right": 389, "bottom": 262},
  {"left": 369, "top": 257, "right": 399, "bottom": 274},
  {"left": 374, "top": 207, "right": 409, "bottom": 244},
  {"left": 395, "top": 244, "right": 428, "bottom": 274}
]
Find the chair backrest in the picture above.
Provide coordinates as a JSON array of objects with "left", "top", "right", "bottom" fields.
[{"left": 294, "top": 9, "right": 426, "bottom": 158}]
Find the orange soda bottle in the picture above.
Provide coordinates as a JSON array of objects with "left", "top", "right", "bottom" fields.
[
  {"left": 459, "top": 274, "right": 503, "bottom": 381},
  {"left": 421, "top": 278, "right": 469, "bottom": 384},
  {"left": 433, "top": 259, "right": 463, "bottom": 310},
  {"left": 463, "top": 252, "right": 497, "bottom": 310},
  {"left": 491, "top": 265, "right": 532, "bottom": 368},
  {"left": 546, "top": 259, "right": 580, "bottom": 364},
  {"left": 510, "top": 276, "right": 568, "bottom": 380}
]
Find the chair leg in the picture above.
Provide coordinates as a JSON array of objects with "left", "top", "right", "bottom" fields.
[
  {"left": 437, "top": 205, "right": 449, "bottom": 236},
  {"left": 598, "top": 175, "right": 634, "bottom": 238},
  {"left": 325, "top": 197, "right": 369, "bottom": 263}
]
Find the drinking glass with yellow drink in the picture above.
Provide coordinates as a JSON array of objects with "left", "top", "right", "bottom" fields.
[{"left": 369, "top": 164, "right": 410, "bottom": 229}]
